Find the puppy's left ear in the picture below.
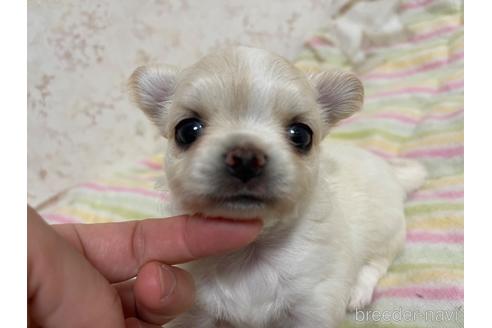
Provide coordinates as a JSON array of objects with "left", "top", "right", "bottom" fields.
[
  {"left": 309, "top": 70, "right": 364, "bottom": 128},
  {"left": 128, "top": 65, "right": 179, "bottom": 134}
]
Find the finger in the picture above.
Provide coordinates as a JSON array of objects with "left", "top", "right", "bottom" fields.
[
  {"left": 53, "top": 215, "right": 262, "bottom": 282},
  {"left": 28, "top": 206, "right": 126, "bottom": 328},
  {"left": 134, "top": 262, "right": 195, "bottom": 325},
  {"left": 115, "top": 262, "right": 195, "bottom": 325},
  {"left": 114, "top": 278, "right": 137, "bottom": 318}
]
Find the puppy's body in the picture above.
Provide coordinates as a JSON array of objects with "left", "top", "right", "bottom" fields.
[
  {"left": 167, "top": 141, "right": 410, "bottom": 328},
  {"left": 130, "top": 46, "right": 426, "bottom": 327}
]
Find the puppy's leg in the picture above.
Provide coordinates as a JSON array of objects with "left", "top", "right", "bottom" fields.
[
  {"left": 275, "top": 278, "right": 350, "bottom": 328},
  {"left": 346, "top": 258, "right": 390, "bottom": 311},
  {"left": 347, "top": 205, "right": 407, "bottom": 312}
]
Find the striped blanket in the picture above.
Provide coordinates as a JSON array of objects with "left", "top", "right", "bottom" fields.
[{"left": 39, "top": 0, "right": 464, "bottom": 327}]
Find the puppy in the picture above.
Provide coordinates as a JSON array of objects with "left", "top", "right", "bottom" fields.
[{"left": 129, "top": 46, "right": 426, "bottom": 328}]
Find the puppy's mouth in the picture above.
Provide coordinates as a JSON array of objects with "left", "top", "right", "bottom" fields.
[
  {"left": 210, "top": 193, "right": 271, "bottom": 209},
  {"left": 222, "top": 194, "right": 264, "bottom": 204}
]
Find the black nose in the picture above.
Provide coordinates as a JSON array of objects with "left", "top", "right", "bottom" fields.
[{"left": 224, "top": 146, "right": 267, "bottom": 183}]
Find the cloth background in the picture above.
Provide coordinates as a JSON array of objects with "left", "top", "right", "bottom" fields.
[{"left": 34, "top": 0, "right": 464, "bottom": 327}]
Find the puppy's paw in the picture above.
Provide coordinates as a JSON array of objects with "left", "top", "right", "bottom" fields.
[
  {"left": 347, "top": 281, "right": 375, "bottom": 312},
  {"left": 346, "top": 262, "right": 388, "bottom": 312}
]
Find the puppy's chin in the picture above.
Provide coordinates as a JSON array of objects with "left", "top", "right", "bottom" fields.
[{"left": 177, "top": 194, "right": 274, "bottom": 220}]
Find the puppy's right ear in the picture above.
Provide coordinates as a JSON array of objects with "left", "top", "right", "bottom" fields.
[{"left": 128, "top": 65, "right": 178, "bottom": 133}]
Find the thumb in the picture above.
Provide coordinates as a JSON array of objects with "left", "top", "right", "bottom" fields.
[{"left": 28, "top": 206, "right": 125, "bottom": 328}]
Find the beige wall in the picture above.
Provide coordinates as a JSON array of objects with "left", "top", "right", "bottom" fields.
[{"left": 27, "top": 0, "right": 342, "bottom": 205}]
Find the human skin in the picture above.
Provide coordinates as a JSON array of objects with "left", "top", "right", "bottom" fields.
[{"left": 27, "top": 206, "right": 262, "bottom": 328}]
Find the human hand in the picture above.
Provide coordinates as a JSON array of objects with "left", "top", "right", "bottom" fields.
[{"left": 27, "top": 206, "right": 262, "bottom": 327}]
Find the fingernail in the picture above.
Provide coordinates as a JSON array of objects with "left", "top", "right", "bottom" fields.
[{"left": 159, "top": 264, "right": 177, "bottom": 301}]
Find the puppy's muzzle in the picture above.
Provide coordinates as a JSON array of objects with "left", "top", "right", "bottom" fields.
[{"left": 224, "top": 146, "right": 267, "bottom": 183}]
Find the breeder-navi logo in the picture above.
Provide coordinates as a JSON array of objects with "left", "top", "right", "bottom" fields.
[{"left": 355, "top": 306, "right": 464, "bottom": 325}]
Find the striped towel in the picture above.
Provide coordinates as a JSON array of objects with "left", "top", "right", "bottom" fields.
[
  {"left": 39, "top": 155, "right": 168, "bottom": 223},
  {"left": 296, "top": 0, "right": 463, "bottom": 327},
  {"left": 39, "top": 0, "right": 463, "bottom": 326}
]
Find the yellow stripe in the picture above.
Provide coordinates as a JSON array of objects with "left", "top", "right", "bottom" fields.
[
  {"left": 407, "top": 216, "right": 463, "bottom": 230},
  {"left": 403, "top": 132, "right": 463, "bottom": 149},
  {"left": 379, "top": 270, "right": 463, "bottom": 287},
  {"left": 368, "top": 107, "right": 422, "bottom": 117},
  {"left": 327, "top": 132, "right": 463, "bottom": 159},
  {"left": 370, "top": 48, "right": 462, "bottom": 75},
  {"left": 407, "top": 14, "right": 462, "bottom": 35},
  {"left": 91, "top": 178, "right": 157, "bottom": 190},
  {"left": 57, "top": 207, "right": 111, "bottom": 224},
  {"left": 423, "top": 176, "right": 463, "bottom": 189},
  {"left": 350, "top": 138, "right": 401, "bottom": 154}
]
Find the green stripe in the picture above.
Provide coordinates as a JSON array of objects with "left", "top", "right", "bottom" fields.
[
  {"left": 395, "top": 245, "right": 463, "bottom": 266},
  {"left": 331, "top": 122, "right": 463, "bottom": 143},
  {"left": 389, "top": 263, "right": 463, "bottom": 273},
  {"left": 405, "top": 203, "right": 463, "bottom": 216},
  {"left": 350, "top": 117, "right": 461, "bottom": 134},
  {"left": 406, "top": 198, "right": 463, "bottom": 207},
  {"left": 344, "top": 120, "right": 417, "bottom": 131},
  {"left": 337, "top": 118, "right": 463, "bottom": 138},
  {"left": 364, "top": 31, "right": 463, "bottom": 63},
  {"left": 402, "top": 5, "right": 463, "bottom": 27}
]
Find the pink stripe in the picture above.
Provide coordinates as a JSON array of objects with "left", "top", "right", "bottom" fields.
[
  {"left": 140, "top": 160, "right": 162, "bottom": 171},
  {"left": 403, "top": 145, "right": 463, "bottom": 158},
  {"left": 412, "top": 190, "right": 463, "bottom": 201},
  {"left": 422, "top": 108, "right": 464, "bottom": 122},
  {"left": 367, "top": 80, "right": 463, "bottom": 99},
  {"left": 376, "top": 108, "right": 463, "bottom": 123},
  {"left": 406, "top": 231, "right": 464, "bottom": 244},
  {"left": 366, "top": 25, "right": 460, "bottom": 52},
  {"left": 375, "top": 113, "right": 418, "bottom": 124},
  {"left": 342, "top": 108, "right": 463, "bottom": 126},
  {"left": 308, "top": 24, "right": 460, "bottom": 54},
  {"left": 341, "top": 113, "right": 418, "bottom": 125},
  {"left": 364, "top": 52, "right": 463, "bottom": 80},
  {"left": 42, "top": 213, "right": 81, "bottom": 224},
  {"left": 374, "top": 287, "right": 463, "bottom": 301},
  {"left": 367, "top": 148, "right": 394, "bottom": 159},
  {"left": 80, "top": 182, "right": 166, "bottom": 199},
  {"left": 400, "top": 0, "right": 433, "bottom": 10},
  {"left": 306, "top": 36, "right": 333, "bottom": 47},
  {"left": 410, "top": 25, "right": 460, "bottom": 43}
]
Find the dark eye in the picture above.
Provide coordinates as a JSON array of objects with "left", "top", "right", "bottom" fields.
[
  {"left": 287, "top": 123, "right": 313, "bottom": 152},
  {"left": 175, "top": 118, "right": 204, "bottom": 147}
]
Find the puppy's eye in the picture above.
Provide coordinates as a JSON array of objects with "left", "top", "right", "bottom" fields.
[
  {"left": 175, "top": 118, "right": 204, "bottom": 147},
  {"left": 287, "top": 123, "right": 313, "bottom": 152}
]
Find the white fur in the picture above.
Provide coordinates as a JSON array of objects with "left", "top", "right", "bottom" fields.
[{"left": 129, "top": 46, "right": 426, "bottom": 328}]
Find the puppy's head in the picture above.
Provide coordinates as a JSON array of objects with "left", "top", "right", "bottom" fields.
[{"left": 129, "top": 47, "right": 363, "bottom": 222}]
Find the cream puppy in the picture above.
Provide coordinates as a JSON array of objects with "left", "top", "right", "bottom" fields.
[{"left": 129, "top": 46, "right": 426, "bottom": 328}]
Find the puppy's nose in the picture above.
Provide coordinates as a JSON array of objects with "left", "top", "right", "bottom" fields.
[{"left": 224, "top": 146, "right": 267, "bottom": 183}]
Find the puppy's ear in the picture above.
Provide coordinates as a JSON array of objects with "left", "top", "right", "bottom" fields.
[
  {"left": 309, "top": 70, "right": 364, "bottom": 127},
  {"left": 129, "top": 65, "right": 178, "bottom": 132}
]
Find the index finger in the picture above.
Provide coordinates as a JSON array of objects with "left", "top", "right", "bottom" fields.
[{"left": 52, "top": 215, "right": 262, "bottom": 282}]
